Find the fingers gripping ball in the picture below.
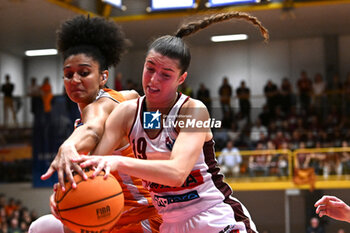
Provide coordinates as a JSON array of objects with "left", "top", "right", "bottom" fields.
[{"left": 55, "top": 169, "right": 124, "bottom": 233}]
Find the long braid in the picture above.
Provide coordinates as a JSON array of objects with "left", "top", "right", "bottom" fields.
[{"left": 175, "top": 12, "right": 269, "bottom": 42}]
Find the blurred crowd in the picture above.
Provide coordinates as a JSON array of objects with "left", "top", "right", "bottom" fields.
[
  {"left": 0, "top": 194, "right": 38, "bottom": 233},
  {"left": 209, "top": 70, "right": 350, "bottom": 178}
]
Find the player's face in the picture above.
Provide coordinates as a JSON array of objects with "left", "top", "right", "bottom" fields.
[
  {"left": 63, "top": 54, "right": 104, "bottom": 106},
  {"left": 142, "top": 50, "right": 187, "bottom": 106}
]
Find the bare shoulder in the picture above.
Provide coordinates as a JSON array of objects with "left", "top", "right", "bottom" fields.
[
  {"left": 82, "top": 97, "right": 116, "bottom": 118},
  {"left": 119, "top": 90, "right": 140, "bottom": 100},
  {"left": 118, "top": 98, "right": 138, "bottom": 114},
  {"left": 180, "top": 98, "right": 209, "bottom": 117},
  {"left": 183, "top": 98, "right": 207, "bottom": 108},
  {"left": 109, "top": 98, "right": 138, "bottom": 132}
]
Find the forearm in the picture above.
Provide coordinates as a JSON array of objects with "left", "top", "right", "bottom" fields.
[
  {"left": 111, "top": 156, "right": 186, "bottom": 187},
  {"left": 62, "top": 124, "right": 103, "bottom": 154}
]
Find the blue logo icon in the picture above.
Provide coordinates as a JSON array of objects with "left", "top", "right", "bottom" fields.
[{"left": 143, "top": 110, "right": 161, "bottom": 129}]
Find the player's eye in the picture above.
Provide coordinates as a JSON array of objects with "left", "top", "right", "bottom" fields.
[
  {"left": 146, "top": 67, "right": 155, "bottom": 72},
  {"left": 64, "top": 72, "right": 74, "bottom": 79},
  {"left": 162, "top": 73, "right": 171, "bottom": 79},
  {"left": 78, "top": 71, "right": 90, "bottom": 77}
]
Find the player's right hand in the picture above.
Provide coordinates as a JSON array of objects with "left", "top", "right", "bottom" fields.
[{"left": 41, "top": 142, "right": 88, "bottom": 191}]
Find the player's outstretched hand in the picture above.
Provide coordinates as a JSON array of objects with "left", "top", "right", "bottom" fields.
[
  {"left": 72, "top": 155, "right": 116, "bottom": 179},
  {"left": 315, "top": 195, "right": 350, "bottom": 223},
  {"left": 41, "top": 143, "right": 88, "bottom": 191}
]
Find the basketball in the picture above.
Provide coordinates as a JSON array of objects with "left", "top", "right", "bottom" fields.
[{"left": 55, "top": 169, "right": 124, "bottom": 233}]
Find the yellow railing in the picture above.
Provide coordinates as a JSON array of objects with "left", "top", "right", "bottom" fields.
[{"left": 216, "top": 147, "right": 350, "bottom": 190}]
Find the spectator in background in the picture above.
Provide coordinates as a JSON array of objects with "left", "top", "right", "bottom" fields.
[
  {"left": 277, "top": 141, "right": 289, "bottom": 177},
  {"left": 217, "top": 140, "right": 242, "bottom": 177},
  {"left": 1, "top": 74, "right": 18, "bottom": 127},
  {"left": 221, "top": 109, "right": 235, "bottom": 129},
  {"left": 1, "top": 222, "right": 8, "bottom": 233},
  {"left": 327, "top": 73, "right": 343, "bottom": 114},
  {"left": 28, "top": 77, "right": 42, "bottom": 116},
  {"left": 340, "top": 140, "right": 350, "bottom": 175},
  {"left": 114, "top": 72, "right": 123, "bottom": 91},
  {"left": 178, "top": 80, "right": 193, "bottom": 97},
  {"left": 40, "top": 77, "right": 53, "bottom": 119},
  {"left": 307, "top": 141, "right": 326, "bottom": 175},
  {"left": 273, "top": 130, "right": 288, "bottom": 149},
  {"left": 250, "top": 118, "right": 268, "bottom": 146},
  {"left": 218, "top": 76, "right": 233, "bottom": 116},
  {"left": 40, "top": 77, "right": 53, "bottom": 153},
  {"left": 196, "top": 83, "right": 212, "bottom": 114},
  {"left": 286, "top": 105, "right": 299, "bottom": 132},
  {"left": 343, "top": 72, "right": 350, "bottom": 117},
  {"left": 0, "top": 206, "right": 6, "bottom": 226},
  {"left": 289, "top": 130, "right": 300, "bottom": 150},
  {"left": 308, "top": 115, "right": 320, "bottom": 135},
  {"left": 263, "top": 80, "right": 278, "bottom": 115},
  {"left": 322, "top": 146, "right": 341, "bottom": 179},
  {"left": 306, "top": 217, "right": 324, "bottom": 233},
  {"left": 8, "top": 217, "right": 21, "bottom": 233},
  {"left": 249, "top": 142, "right": 271, "bottom": 177},
  {"left": 5, "top": 198, "right": 17, "bottom": 217},
  {"left": 312, "top": 73, "right": 326, "bottom": 119},
  {"left": 294, "top": 141, "right": 309, "bottom": 169},
  {"left": 268, "top": 121, "right": 278, "bottom": 141},
  {"left": 0, "top": 194, "right": 5, "bottom": 208},
  {"left": 227, "top": 122, "right": 240, "bottom": 143},
  {"left": 305, "top": 131, "right": 316, "bottom": 148},
  {"left": 236, "top": 80, "right": 251, "bottom": 122},
  {"left": 272, "top": 106, "right": 286, "bottom": 129},
  {"left": 259, "top": 104, "right": 270, "bottom": 127},
  {"left": 257, "top": 131, "right": 268, "bottom": 146},
  {"left": 297, "top": 70, "right": 312, "bottom": 114},
  {"left": 280, "top": 77, "right": 295, "bottom": 114}
]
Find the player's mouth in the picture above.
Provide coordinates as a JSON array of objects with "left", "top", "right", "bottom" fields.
[
  {"left": 70, "top": 88, "right": 85, "bottom": 93},
  {"left": 147, "top": 86, "right": 160, "bottom": 93}
]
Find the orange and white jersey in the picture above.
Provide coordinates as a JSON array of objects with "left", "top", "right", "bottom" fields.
[{"left": 76, "top": 88, "right": 154, "bottom": 213}]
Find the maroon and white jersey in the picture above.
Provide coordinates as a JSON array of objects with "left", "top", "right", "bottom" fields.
[{"left": 128, "top": 93, "right": 257, "bottom": 233}]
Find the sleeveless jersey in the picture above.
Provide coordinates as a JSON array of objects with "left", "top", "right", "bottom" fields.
[
  {"left": 76, "top": 88, "right": 154, "bottom": 214},
  {"left": 128, "top": 93, "right": 249, "bottom": 225}
]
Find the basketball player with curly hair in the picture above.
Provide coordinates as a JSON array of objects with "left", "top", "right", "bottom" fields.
[{"left": 29, "top": 15, "right": 161, "bottom": 233}]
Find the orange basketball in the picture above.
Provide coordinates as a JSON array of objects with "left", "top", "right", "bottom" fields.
[{"left": 55, "top": 169, "right": 124, "bottom": 233}]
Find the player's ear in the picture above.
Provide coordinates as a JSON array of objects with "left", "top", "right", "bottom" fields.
[
  {"left": 178, "top": 72, "right": 187, "bottom": 86},
  {"left": 100, "top": 70, "right": 109, "bottom": 87}
]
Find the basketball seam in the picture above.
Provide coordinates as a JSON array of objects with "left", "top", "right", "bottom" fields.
[
  {"left": 56, "top": 173, "right": 115, "bottom": 203},
  {"left": 60, "top": 206, "right": 123, "bottom": 228},
  {"left": 57, "top": 191, "right": 123, "bottom": 212}
]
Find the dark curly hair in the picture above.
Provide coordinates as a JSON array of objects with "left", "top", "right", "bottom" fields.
[{"left": 57, "top": 15, "right": 127, "bottom": 71}]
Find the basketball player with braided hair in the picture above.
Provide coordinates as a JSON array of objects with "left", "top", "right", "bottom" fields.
[
  {"left": 29, "top": 15, "right": 161, "bottom": 233},
  {"left": 74, "top": 12, "right": 268, "bottom": 233}
]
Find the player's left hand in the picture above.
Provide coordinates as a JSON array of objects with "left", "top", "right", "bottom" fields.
[{"left": 72, "top": 155, "right": 115, "bottom": 179}]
